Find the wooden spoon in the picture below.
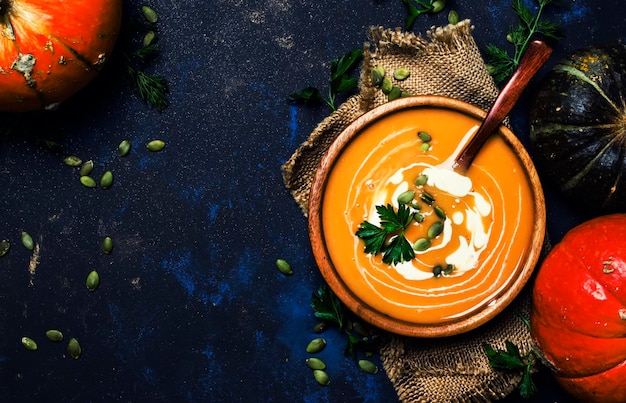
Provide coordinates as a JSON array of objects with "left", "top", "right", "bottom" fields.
[{"left": 452, "top": 40, "right": 553, "bottom": 172}]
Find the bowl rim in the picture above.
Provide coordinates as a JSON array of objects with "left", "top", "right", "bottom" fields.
[{"left": 308, "top": 95, "right": 546, "bottom": 338}]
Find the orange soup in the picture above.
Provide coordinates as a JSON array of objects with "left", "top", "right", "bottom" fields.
[{"left": 321, "top": 106, "right": 536, "bottom": 324}]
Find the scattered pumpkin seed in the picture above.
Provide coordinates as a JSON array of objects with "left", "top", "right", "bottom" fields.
[
  {"left": 143, "top": 30, "right": 156, "bottom": 47},
  {"left": 409, "top": 202, "right": 422, "bottom": 211},
  {"left": 397, "top": 190, "right": 415, "bottom": 205},
  {"left": 414, "top": 174, "right": 428, "bottom": 186},
  {"left": 434, "top": 206, "right": 446, "bottom": 220},
  {"left": 21, "top": 336, "right": 37, "bottom": 351},
  {"left": 21, "top": 231, "right": 34, "bottom": 251},
  {"left": 427, "top": 221, "right": 444, "bottom": 239},
  {"left": 147, "top": 139, "right": 165, "bottom": 152},
  {"left": 448, "top": 9, "right": 460, "bottom": 25},
  {"left": 431, "top": 0, "right": 446, "bottom": 13},
  {"left": 80, "top": 176, "right": 97, "bottom": 188},
  {"left": 79, "top": 160, "right": 94, "bottom": 176},
  {"left": 86, "top": 270, "right": 100, "bottom": 291},
  {"left": 433, "top": 265, "right": 443, "bottom": 277},
  {"left": 444, "top": 264, "right": 455, "bottom": 275},
  {"left": 420, "top": 143, "right": 431, "bottom": 152},
  {"left": 420, "top": 192, "right": 435, "bottom": 205},
  {"left": 141, "top": 5, "right": 158, "bottom": 23},
  {"left": 306, "top": 337, "right": 327, "bottom": 354},
  {"left": 381, "top": 77, "right": 393, "bottom": 94},
  {"left": 313, "top": 369, "right": 330, "bottom": 386},
  {"left": 102, "top": 236, "right": 113, "bottom": 254},
  {"left": 393, "top": 67, "right": 410, "bottom": 81},
  {"left": 401, "top": 90, "right": 411, "bottom": 97},
  {"left": 67, "top": 337, "right": 81, "bottom": 359},
  {"left": 100, "top": 171, "right": 114, "bottom": 189},
  {"left": 313, "top": 321, "right": 329, "bottom": 334},
  {"left": 358, "top": 359, "right": 379, "bottom": 374},
  {"left": 118, "top": 139, "right": 132, "bottom": 157},
  {"left": 371, "top": 66, "right": 385, "bottom": 87},
  {"left": 63, "top": 156, "right": 82, "bottom": 167},
  {"left": 275, "top": 258, "right": 293, "bottom": 275},
  {"left": 413, "top": 212, "right": 425, "bottom": 223},
  {"left": 417, "top": 131, "right": 432, "bottom": 142},
  {"left": 0, "top": 239, "right": 9, "bottom": 257},
  {"left": 387, "top": 86, "right": 402, "bottom": 101},
  {"left": 413, "top": 238, "right": 431, "bottom": 252},
  {"left": 306, "top": 357, "right": 327, "bottom": 370},
  {"left": 45, "top": 330, "right": 64, "bottom": 342}
]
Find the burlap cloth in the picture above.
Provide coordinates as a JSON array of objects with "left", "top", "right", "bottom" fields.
[{"left": 282, "top": 20, "right": 540, "bottom": 402}]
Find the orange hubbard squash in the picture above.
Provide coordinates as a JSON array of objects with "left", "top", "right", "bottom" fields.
[
  {"left": 531, "top": 214, "right": 626, "bottom": 402},
  {"left": 0, "top": 0, "right": 123, "bottom": 112}
]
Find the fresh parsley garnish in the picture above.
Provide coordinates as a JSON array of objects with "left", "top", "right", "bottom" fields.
[
  {"left": 484, "top": 0, "right": 562, "bottom": 83},
  {"left": 288, "top": 48, "right": 363, "bottom": 111},
  {"left": 402, "top": 0, "right": 447, "bottom": 30},
  {"left": 311, "top": 285, "right": 380, "bottom": 359},
  {"left": 483, "top": 340, "right": 537, "bottom": 398},
  {"left": 356, "top": 203, "right": 416, "bottom": 265}
]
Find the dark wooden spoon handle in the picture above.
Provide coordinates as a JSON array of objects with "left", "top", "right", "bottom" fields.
[{"left": 453, "top": 40, "right": 553, "bottom": 172}]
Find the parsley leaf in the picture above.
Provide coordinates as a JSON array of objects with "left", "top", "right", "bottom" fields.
[
  {"left": 484, "top": 0, "right": 562, "bottom": 83},
  {"left": 483, "top": 340, "right": 537, "bottom": 398},
  {"left": 402, "top": 0, "right": 447, "bottom": 30},
  {"left": 356, "top": 203, "right": 416, "bottom": 265},
  {"left": 289, "top": 48, "right": 363, "bottom": 111}
]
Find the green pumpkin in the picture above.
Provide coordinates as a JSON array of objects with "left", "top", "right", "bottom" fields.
[{"left": 529, "top": 44, "right": 626, "bottom": 213}]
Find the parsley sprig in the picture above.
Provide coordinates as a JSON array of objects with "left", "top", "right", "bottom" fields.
[
  {"left": 485, "top": 0, "right": 561, "bottom": 83},
  {"left": 483, "top": 340, "right": 537, "bottom": 398},
  {"left": 356, "top": 203, "right": 416, "bottom": 265},
  {"left": 288, "top": 48, "right": 363, "bottom": 111},
  {"left": 311, "top": 285, "right": 380, "bottom": 359},
  {"left": 402, "top": 0, "right": 447, "bottom": 30}
]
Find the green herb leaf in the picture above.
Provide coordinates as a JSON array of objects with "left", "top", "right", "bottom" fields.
[
  {"left": 311, "top": 285, "right": 346, "bottom": 330},
  {"left": 484, "top": 0, "right": 562, "bottom": 83},
  {"left": 289, "top": 48, "right": 363, "bottom": 111},
  {"left": 402, "top": 0, "right": 435, "bottom": 30},
  {"left": 483, "top": 340, "right": 537, "bottom": 398}
]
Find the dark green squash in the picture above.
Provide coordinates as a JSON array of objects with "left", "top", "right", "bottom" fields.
[{"left": 530, "top": 44, "right": 626, "bottom": 213}]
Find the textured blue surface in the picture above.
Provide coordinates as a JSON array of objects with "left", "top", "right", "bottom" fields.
[{"left": 0, "top": 0, "right": 621, "bottom": 402}]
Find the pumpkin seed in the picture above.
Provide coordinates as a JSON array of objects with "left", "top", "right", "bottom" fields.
[
  {"left": 101, "top": 236, "right": 113, "bottom": 254},
  {"left": 413, "top": 238, "right": 431, "bottom": 252},
  {"left": 80, "top": 176, "right": 97, "bottom": 188},
  {"left": 433, "top": 265, "right": 443, "bottom": 277},
  {"left": 448, "top": 10, "right": 460, "bottom": 25},
  {"left": 420, "top": 143, "right": 431, "bottom": 152},
  {"left": 431, "top": 0, "right": 446, "bottom": 13},
  {"left": 393, "top": 67, "right": 410, "bottom": 81},
  {"left": 21, "top": 336, "right": 37, "bottom": 351},
  {"left": 401, "top": 90, "right": 411, "bottom": 97},
  {"left": 388, "top": 86, "right": 402, "bottom": 101},
  {"left": 358, "top": 359, "right": 379, "bottom": 374},
  {"left": 306, "top": 357, "right": 326, "bottom": 370},
  {"left": 67, "top": 337, "right": 81, "bottom": 359},
  {"left": 414, "top": 174, "right": 428, "bottom": 186},
  {"left": 119, "top": 139, "right": 132, "bottom": 157},
  {"left": 21, "top": 231, "right": 34, "bottom": 251},
  {"left": 63, "top": 156, "right": 82, "bottom": 167},
  {"left": 100, "top": 171, "right": 114, "bottom": 189},
  {"left": 313, "top": 369, "right": 330, "bottom": 386},
  {"left": 444, "top": 264, "right": 455, "bottom": 275},
  {"left": 0, "top": 239, "right": 9, "bottom": 257},
  {"left": 434, "top": 206, "right": 446, "bottom": 220},
  {"left": 147, "top": 140, "right": 165, "bottom": 152},
  {"left": 275, "top": 258, "right": 293, "bottom": 275},
  {"left": 86, "top": 270, "right": 100, "bottom": 291},
  {"left": 306, "top": 337, "right": 327, "bottom": 354},
  {"left": 143, "top": 30, "right": 156, "bottom": 47},
  {"left": 428, "top": 221, "right": 444, "bottom": 239},
  {"left": 413, "top": 212, "right": 424, "bottom": 223},
  {"left": 79, "top": 160, "right": 94, "bottom": 176},
  {"left": 371, "top": 66, "right": 385, "bottom": 87},
  {"left": 141, "top": 5, "right": 158, "bottom": 23},
  {"left": 397, "top": 190, "right": 415, "bottom": 205},
  {"left": 313, "top": 321, "right": 329, "bottom": 333},
  {"left": 417, "top": 131, "right": 432, "bottom": 142},
  {"left": 409, "top": 202, "right": 422, "bottom": 211},
  {"left": 381, "top": 77, "right": 393, "bottom": 94},
  {"left": 45, "top": 330, "right": 64, "bottom": 342},
  {"left": 421, "top": 192, "right": 435, "bottom": 205}
]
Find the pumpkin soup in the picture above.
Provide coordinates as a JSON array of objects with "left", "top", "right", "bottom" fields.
[{"left": 321, "top": 106, "right": 535, "bottom": 324}]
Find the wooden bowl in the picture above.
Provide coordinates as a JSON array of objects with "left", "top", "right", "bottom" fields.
[{"left": 308, "top": 96, "right": 546, "bottom": 337}]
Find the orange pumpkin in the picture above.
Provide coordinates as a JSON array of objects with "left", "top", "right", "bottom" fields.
[
  {"left": 0, "top": 0, "right": 123, "bottom": 112},
  {"left": 531, "top": 214, "right": 626, "bottom": 402}
]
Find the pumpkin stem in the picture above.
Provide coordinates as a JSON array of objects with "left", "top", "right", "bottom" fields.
[{"left": 0, "top": 0, "right": 15, "bottom": 41}]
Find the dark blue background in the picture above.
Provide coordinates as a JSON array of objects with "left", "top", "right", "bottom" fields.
[{"left": 0, "top": 0, "right": 622, "bottom": 401}]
